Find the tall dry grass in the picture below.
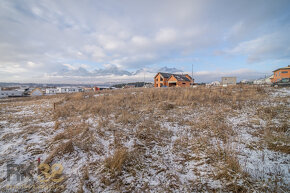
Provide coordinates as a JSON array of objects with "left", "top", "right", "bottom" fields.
[{"left": 5, "top": 85, "right": 286, "bottom": 192}]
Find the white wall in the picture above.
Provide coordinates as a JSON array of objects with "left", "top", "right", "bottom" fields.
[
  {"left": 254, "top": 77, "right": 272, "bottom": 85},
  {"left": 0, "top": 90, "right": 24, "bottom": 98},
  {"left": 221, "top": 77, "right": 237, "bottom": 85},
  {"left": 56, "top": 87, "right": 84, "bottom": 93},
  {"left": 46, "top": 89, "right": 58, "bottom": 94}
]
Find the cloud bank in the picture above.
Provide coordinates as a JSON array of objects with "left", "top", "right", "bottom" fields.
[{"left": 0, "top": 0, "right": 289, "bottom": 83}]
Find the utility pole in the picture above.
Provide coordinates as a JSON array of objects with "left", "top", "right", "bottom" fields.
[
  {"left": 192, "top": 64, "right": 193, "bottom": 85},
  {"left": 144, "top": 70, "right": 145, "bottom": 87},
  {"left": 192, "top": 64, "right": 193, "bottom": 79}
]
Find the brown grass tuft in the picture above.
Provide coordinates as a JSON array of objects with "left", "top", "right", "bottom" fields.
[
  {"left": 45, "top": 140, "right": 74, "bottom": 164},
  {"left": 104, "top": 148, "right": 128, "bottom": 177}
]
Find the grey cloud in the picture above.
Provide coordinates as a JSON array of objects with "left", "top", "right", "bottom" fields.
[
  {"left": 223, "top": 28, "right": 290, "bottom": 63},
  {"left": 0, "top": 0, "right": 290, "bottom": 83}
]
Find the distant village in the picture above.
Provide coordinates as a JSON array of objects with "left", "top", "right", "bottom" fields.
[
  {"left": 154, "top": 65, "right": 289, "bottom": 87},
  {"left": 0, "top": 65, "right": 289, "bottom": 99}
]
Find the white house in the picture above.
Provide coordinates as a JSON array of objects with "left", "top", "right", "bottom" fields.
[
  {"left": 253, "top": 75, "right": 273, "bottom": 85},
  {"left": 207, "top": 81, "right": 220, "bottom": 86},
  {"left": 45, "top": 87, "right": 84, "bottom": 94},
  {"left": 56, "top": 87, "right": 84, "bottom": 93},
  {"left": 45, "top": 88, "right": 58, "bottom": 94},
  {"left": 0, "top": 89, "right": 24, "bottom": 98}
]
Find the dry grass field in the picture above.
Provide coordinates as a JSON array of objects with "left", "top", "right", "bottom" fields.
[{"left": 0, "top": 86, "right": 289, "bottom": 192}]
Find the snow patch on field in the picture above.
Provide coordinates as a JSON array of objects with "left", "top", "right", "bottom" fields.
[{"left": 0, "top": 87, "right": 289, "bottom": 192}]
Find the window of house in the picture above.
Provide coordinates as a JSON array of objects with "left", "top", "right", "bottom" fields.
[
  {"left": 281, "top": 78, "right": 288, "bottom": 82},
  {"left": 160, "top": 77, "right": 163, "bottom": 81},
  {"left": 282, "top": 71, "right": 288, "bottom": 73}
]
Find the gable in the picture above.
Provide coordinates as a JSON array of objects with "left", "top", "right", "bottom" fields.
[
  {"left": 168, "top": 75, "right": 177, "bottom": 81},
  {"left": 155, "top": 72, "right": 173, "bottom": 79},
  {"left": 185, "top": 74, "right": 193, "bottom": 81},
  {"left": 31, "top": 88, "right": 43, "bottom": 96},
  {"left": 159, "top": 72, "right": 172, "bottom": 78}
]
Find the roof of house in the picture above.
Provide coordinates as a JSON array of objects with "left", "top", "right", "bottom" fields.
[
  {"left": 31, "top": 88, "right": 44, "bottom": 93},
  {"left": 157, "top": 72, "right": 193, "bottom": 81},
  {"left": 170, "top": 74, "right": 191, "bottom": 81},
  {"left": 158, "top": 72, "right": 173, "bottom": 78},
  {"left": 273, "top": 65, "right": 290, "bottom": 72}
]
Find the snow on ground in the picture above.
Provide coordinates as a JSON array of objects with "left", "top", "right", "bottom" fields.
[
  {"left": 0, "top": 99, "right": 61, "bottom": 192},
  {"left": 271, "top": 87, "right": 290, "bottom": 97},
  {"left": 0, "top": 87, "right": 289, "bottom": 192},
  {"left": 227, "top": 87, "right": 290, "bottom": 190}
]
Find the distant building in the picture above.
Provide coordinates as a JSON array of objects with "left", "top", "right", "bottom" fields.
[
  {"left": 154, "top": 72, "right": 194, "bottom": 87},
  {"left": 93, "top": 86, "right": 113, "bottom": 91},
  {"left": 272, "top": 65, "right": 290, "bottom": 83},
  {"left": 144, "top": 83, "right": 154, "bottom": 88},
  {"left": 83, "top": 87, "right": 93, "bottom": 92},
  {"left": 253, "top": 75, "right": 273, "bottom": 85},
  {"left": 154, "top": 72, "right": 171, "bottom": 87},
  {"left": 240, "top": 80, "right": 249, "bottom": 84},
  {"left": 93, "top": 87, "right": 100, "bottom": 91},
  {"left": 45, "top": 88, "right": 58, "bottom": 94},
  {"left": 0, "top": 89, "right": 24, "bottom": 98},
  {"left": 221, "top": 77, "right": 237, "bottom": 86},
  {"left": 207, "top": 81, "right": 220, "bottom": 86},
  {"left": 30, "top": 88, "right": 44, "bottom": 96},
  {"left": 167, "top": 74, "right": 193, "bottom": 87},
  {"left": 56, "top": 87, "right": 84, "bottom": 93},
  {"left": 0, "top": 87, "right": 20, "bottom": 91},
  {"left": 45, "top": 87, "right": 84, "bottom": 94}
]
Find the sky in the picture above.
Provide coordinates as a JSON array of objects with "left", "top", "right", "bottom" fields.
[{"left": 0, "top": 0, "right": 290, "bottom": 84}]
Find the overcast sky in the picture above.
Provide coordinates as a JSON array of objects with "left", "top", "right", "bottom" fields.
[{"left": 0, "top": 0, "right": 289, "bottom": 84}]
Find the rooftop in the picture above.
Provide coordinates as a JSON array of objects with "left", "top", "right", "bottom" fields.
[
  {"left": 158, "top": 72, "right": 192, "bottom": 81},
  {"left": 273, "top": 65, "right": 290, "bottom": 72}
]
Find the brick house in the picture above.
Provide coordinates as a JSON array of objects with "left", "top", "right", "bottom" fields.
[
  {"left": 154, "top": 72, "right": 194, "bottom": 87},
  {"left": 272, "top": 65, "right": 290, "bottom": 83}
]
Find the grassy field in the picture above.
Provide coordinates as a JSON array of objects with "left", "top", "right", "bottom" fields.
[{"left": 0, "top": 86, "right": 289, "bottom": 192}]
